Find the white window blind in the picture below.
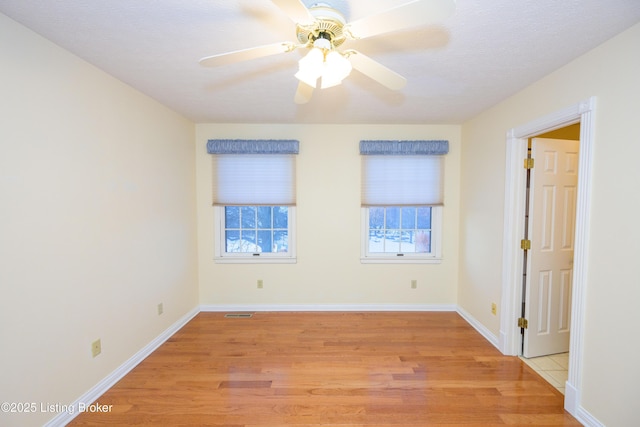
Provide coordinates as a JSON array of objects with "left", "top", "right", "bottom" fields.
[
  {"left": 208, "top": 139, "right": 298, "bottom": 206},
  {"left": 360, "top": 140, "right": 448, "bottom": 206}
]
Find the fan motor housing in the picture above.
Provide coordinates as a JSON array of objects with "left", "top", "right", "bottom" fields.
[{"left": 296, "top": 4, "right": 347, "bottom": 47}]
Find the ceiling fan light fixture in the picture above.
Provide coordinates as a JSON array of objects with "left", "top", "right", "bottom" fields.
[
  {"left": 201, "top": 0, "right": 457, "bottom": 103},
  {"left": 320, "top": 50, "right": 352, "bottom": 88},
  {"left": 295, "top": 47, "right": 324, "bottom": 87},
  {"left": 295, "top": 29, "right": 352, "bottom": 89}
]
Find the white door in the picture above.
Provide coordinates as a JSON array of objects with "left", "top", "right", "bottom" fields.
[{"left": 523, "top": 138, "right": 579, "bottom": 358}]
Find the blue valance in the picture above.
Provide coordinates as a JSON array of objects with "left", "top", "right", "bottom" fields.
[
  {"left": 359, "top": 140, "right": 449, "bottom": 156},
  {"left": 207, "top": 139, "right": 299, "bottom": 155}
]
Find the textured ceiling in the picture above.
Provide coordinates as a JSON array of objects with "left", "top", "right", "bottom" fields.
[{"left": 1, "top": 0, "right": 639, "bottom": 124}]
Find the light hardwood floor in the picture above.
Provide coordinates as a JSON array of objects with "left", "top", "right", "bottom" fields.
[{"left": 69, "top": 312, "right": 581, "bottom": 426}]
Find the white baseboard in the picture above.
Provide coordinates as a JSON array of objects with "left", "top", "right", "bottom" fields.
[
  {"left": 43, "top": 306, "right": 199, "bottom": 427},
  {"left": 200, "top": 303, "right": 457, "bottom": 312},
  {"left": 575, "top": 402, "right": 605, "bottom": 427},
  {"left": 565, "top": 381, "right": 603, "bottom": 427},
  {"left": 455, "top": 306, "right": 500, "bottom": 350}
]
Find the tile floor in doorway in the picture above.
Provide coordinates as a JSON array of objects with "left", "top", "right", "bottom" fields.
[{"left": 520, "top": 352, "right": 569, "bottom": 394}]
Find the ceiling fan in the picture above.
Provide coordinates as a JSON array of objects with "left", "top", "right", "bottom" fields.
[{"left": 199, "top": 0, "right": 456, "bottom": 104}]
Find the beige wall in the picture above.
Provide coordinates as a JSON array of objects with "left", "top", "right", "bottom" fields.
[
  {"left": 459, "top": 22, "right": 640, "bottom": 426},
  {"left": 196, "top": 124, "right": 461, "bottom": 308},
  {"left": 0, "top": 14, "right": 198, "bottom": 427}
]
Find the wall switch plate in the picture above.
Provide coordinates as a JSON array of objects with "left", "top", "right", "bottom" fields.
[
  {"left": 491, "top": 303, "right": 497, "bottom": 315},
  {"left": 91, "top": 339, "right": 101, "bottom": 358},
  {"left": 411, "top": 280, "right": 417, "bottom": 289},
  {"left": 257, "top": 279, "right": 263, "bottom": 289},
  {"left": 157, "top": 303, "right": 163, "bottom": 315}
]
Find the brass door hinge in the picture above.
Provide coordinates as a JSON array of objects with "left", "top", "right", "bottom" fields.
[
  {"left": 520, "top": 239, "right": 531, "bottom": 250},
  {"left": 524, "top": 158, "right": 535, "bottom": 169},
  {"left": 517, "top": 318, "right": 529, "bottom": 329}
]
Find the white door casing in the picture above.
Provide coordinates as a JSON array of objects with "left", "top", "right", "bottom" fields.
[
  {"left": 500, "top": 97, "right": 595, "bottom": 418},
  {"left": 524, "top": 138, "right": 579, "bottom": 358}
]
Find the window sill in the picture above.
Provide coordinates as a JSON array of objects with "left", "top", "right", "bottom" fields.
[
  {"left": 214, "top": 257, "right": 297, "bottom": 264},
  {"left": 360, "top": 257, "right": 442, "bottom": 264}
]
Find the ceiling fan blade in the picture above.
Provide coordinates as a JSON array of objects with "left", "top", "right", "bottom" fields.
[
  {"left": 271, "top": 0, "right": 315, "bottom": 25},
  {"left": 345, "top": 0, "right": 456, "bottom": 39},
  {"left": 294, "top": 81, "right": 314, "bottom": 104},
  {"left": 346, "top": 50, "right": 407, "bottom": 91},
  {"left": 199, "top": 42, "right": 296, "bottom": 67}
]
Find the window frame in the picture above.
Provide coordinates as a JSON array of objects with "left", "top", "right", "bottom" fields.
[
  {"left": 214, "top": 205, "right": 296, "bottom": 264},
  {"left": 360, "top": 205, "right": 442, "bottom": 264}
]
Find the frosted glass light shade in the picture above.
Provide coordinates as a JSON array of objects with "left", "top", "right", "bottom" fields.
[
  {"left": 295, "top": 48, "right": 324, "bottom": 87},
  {"left": 295, "top": 40, "right": 353, "bottom": 90},
  {"left": 321, "top": 51, "right": 352, "bottom": 88}
]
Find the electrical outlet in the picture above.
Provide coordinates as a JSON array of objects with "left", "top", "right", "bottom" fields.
[
  {"left": 91, "top": 339, "right": 101, "bottom": 358},
  {"left": 491, "top": 303, "right": 497, "bottom": 315},
  {"left": 257, "top": 279, "right": 263, "bottom": 289},
  {"left": 411, "top": 279, "right": 417, "bottom": 289},
  {"left": 157, "top": 303, "right": 163, "bottom": 315}
]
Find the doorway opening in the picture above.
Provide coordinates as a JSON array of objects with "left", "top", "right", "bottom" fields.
[
  {"left": 519, "top": 124, "right": 580, "bottom": 395},
  {"left": 499, "top": 97, "right": 595, "bottom": 416}
]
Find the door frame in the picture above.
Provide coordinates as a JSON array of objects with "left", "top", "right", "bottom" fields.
[{"left": 499, "top": 97, "right": 595, "bottom": 416}]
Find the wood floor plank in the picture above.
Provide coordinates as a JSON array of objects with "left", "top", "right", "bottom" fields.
[{"left": 69, "top": 312, "right": 581, "bottom": 426}]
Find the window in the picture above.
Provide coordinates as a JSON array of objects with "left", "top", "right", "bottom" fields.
[
  {"left": 363, "top": 206, "right": 442, "bottom": 261},
  {"left": 367, "top": 206, "right": 432, "bottom": 253},
  {"left": 360, "top": 140, "right": 447, "bottom": 263},
  {"left": 217, "top": 205, "right": 294, "bottom": 258},
  {"left": 208, "top": 139, "right": 298, "bottom": 263}
]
